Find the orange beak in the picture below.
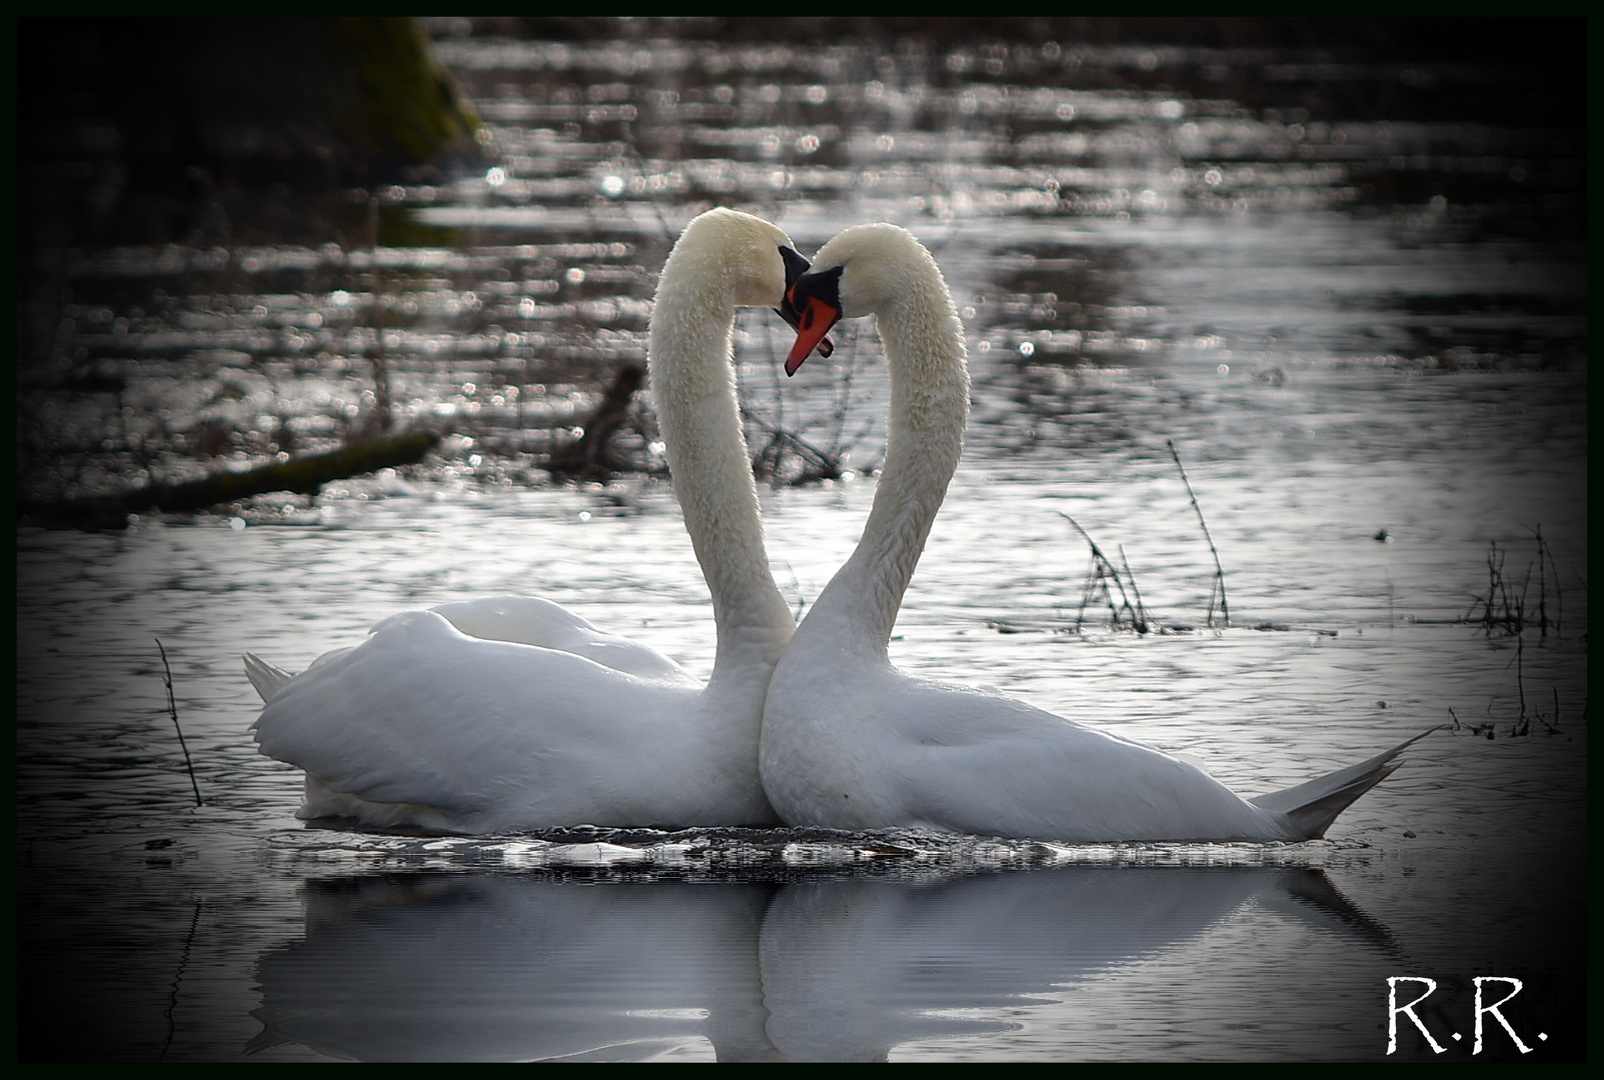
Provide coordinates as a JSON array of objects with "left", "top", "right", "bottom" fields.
[{"left": 785, "top": 294, "right": 842, "bottom": 377}]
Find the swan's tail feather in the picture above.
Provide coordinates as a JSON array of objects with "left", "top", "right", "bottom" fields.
[
  {"left": 244, "top": 653, "right": 296, "bottom": 702},
  {"left": 1249, "top": 726, "right": 1441, "bottom": 839}
]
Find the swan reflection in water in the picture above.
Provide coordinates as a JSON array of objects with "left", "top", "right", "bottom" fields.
[{"left": 250, "top": 866, "right": 1394, "bottom": 1062}]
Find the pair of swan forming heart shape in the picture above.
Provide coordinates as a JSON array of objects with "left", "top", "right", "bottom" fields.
[{"left": 247, "top": 208, "right": 1429, "bottom": 841}]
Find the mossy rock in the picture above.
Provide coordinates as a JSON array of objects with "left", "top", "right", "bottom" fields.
[
  {"left": 328, "top": 17, "right": 485, "bottom": 179},
  {"left": 20, "top": 17, "right": 486, "bottom": 191}
]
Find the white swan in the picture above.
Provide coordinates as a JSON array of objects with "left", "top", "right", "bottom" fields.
[
  {"left": 761, "top": 222, "right": 1430, "bottom": 842},
  {"left": 245, "top": 208, "right": 821, "bottom": 833}
]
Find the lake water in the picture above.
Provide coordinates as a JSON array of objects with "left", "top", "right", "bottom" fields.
[{"left": 17, "top": 20, "right": 1586, "bottom": 1061}]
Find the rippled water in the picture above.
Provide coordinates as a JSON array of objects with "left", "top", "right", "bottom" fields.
[{"left": 18, "top": 21, "right": 1586, "bottom": 1061}]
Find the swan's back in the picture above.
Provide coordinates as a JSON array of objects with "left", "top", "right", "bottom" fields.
[
  {"left": 251, "top": 610, "right": 744, "bottom": 832},
  {"left": 764, "top": 664, "right": 1286, "bottom": 842},
  {"left": 431, "top": 596, "right": 695, "bottom": 684}
]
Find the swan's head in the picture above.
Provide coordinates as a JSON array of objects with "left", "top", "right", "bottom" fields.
[
  {"left": 662, "top": 208, "right": 833, "bottom": 359},
  {"left": 783, "top": 222, "right": 939, "bottom": 375}
]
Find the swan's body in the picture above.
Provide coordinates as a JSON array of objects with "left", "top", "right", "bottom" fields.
[
  {"left": 247, "top": 208, "right": 812, "bottom": 833},
  {"left": 761, "top": 223, "right": 1428, "bottom": 842}
]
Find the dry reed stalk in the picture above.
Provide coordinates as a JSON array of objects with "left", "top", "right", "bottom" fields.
[
  {"left": 156, "top": 639, "right": 203, "bottom": 807},
  {"left": 1167, "top": 440, "right": 1229, "bottom": 628}
]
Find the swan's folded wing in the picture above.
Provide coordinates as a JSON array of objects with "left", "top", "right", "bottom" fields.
[
  {"left": 252, "top": 610, "right": 700, "bottom": 821},
  {"left": 429, "top": 596, "right": 696, "bottom": 685},
  {"left": 883, "top": 678, "right": 1278, "bottom": 842}
]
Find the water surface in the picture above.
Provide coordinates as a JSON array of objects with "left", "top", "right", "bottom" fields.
[{"left": 18, "top": 20, "right": 1586, "bottom": 1062}]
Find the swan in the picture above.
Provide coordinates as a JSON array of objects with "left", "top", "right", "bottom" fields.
[
  {"left": 761, "top": 222, "right": 1431, "bottom": 842},
  {"left": 245, "top": 207, "right": 825, "bottom": 833}
]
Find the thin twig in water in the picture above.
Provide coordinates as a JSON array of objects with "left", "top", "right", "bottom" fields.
[
  {"left": 1525, "top": 522, "right": 1561, "bottom": 638},
  {"left": 1542, "top": 686, "right": 1561, "bottom": 735},
  {"left": 1453, "top": 704, "right": 1496, "bottom": 739},
  {"left": 1514, "top": 630, "right": 1527, "bottom": 729},
  {"left": 619, "top": 120, "right": 678, "bottom": 245},
  {"left": 1060, "top": 513, "right": 1106, "bottom": 631},
  {"left": 782, "top": 560, "right": 809, "bottom": 624},
  {"left": 1533, "top": 523, "right": 1549, "bottom": 638},
  {"left": 825, "top": 332, "right": 865, "bottom": 456},
  {"left": 1167, "top": 440, "right": 1230, "bottom": 628},
  {"left": 1059, "top": 512, "right": 1148, "bottom": 633},
  {"left": 367, "top": 272, "right": 395, "bottom": 434},
  {"left": 156, "top": 639, "right": 202, "bottom": 807},
  {"left": 745, "top": 413, "right": 843, "bottom": 482},
  {"left": 1118, "top": 543, "right": 1150, "bottom": 632},
  {"left": 769, "top": 321, "right": 789, "bottom": 447},
  {"left": 1466, "top": 539, "right": 1518, "bottom": 634}
]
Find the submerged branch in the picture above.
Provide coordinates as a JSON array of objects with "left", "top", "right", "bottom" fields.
[
  {"left": 21, "top": 429, "right": 441, "bottom": 530},
  {"left": 546, "top": 362, "right": 646, "bottom": 481},
  {"left": 747, "top": 414, "right": 845, "bottom": 483}
]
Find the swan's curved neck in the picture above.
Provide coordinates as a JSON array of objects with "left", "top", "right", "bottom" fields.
[
  {"left": 649, "top": 284, "right": 794, "bottom": 685},
  {"left": 809, "top": 292, "right": 970, "bottom": 657}
]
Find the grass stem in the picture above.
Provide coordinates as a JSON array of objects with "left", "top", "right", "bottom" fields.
[
  {"left": 156, "top": 639, "right": 203, "bottom": 807},
  {"left": 1167, "top": 440, "right": 1229, "bottom": 628}
]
